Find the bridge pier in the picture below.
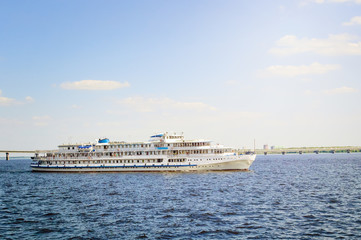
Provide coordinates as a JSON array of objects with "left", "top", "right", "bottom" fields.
[{"left": 6, "top": 152, "right": 9, "bottom": 160}]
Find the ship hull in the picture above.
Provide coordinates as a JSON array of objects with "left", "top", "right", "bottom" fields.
[{"left": 31, "top": 155, "right": 256, "bottom": 173}]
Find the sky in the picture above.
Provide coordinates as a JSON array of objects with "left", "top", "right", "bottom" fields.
[{"left": 1, "top": 0, "right": 361, "bottom": 151}]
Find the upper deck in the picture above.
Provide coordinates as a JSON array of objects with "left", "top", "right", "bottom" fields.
[{"left": 57, "top": 132, "right": 227, "bottom": 154}]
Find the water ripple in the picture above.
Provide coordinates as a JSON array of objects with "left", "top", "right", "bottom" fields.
[{"left": 1, "top": 154, "right": 361, "bottom": 239}]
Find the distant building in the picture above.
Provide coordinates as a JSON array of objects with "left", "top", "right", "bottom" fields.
[{"left": 263, "top": 144, "right": 269, "bottom": 150}]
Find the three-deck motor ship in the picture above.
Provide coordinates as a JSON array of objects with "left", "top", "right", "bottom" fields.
[{"left": 31, "top": 132, "right": 256, "bottom": 172}]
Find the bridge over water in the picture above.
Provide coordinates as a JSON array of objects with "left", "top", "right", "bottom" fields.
[
  {"left": 0, "top": 150, "right": 54, "bottom": 160},
  {"left": 240, "top": 146, "right": 361, "bottom": 155}
]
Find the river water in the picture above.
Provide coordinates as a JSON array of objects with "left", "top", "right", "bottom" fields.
[{"left": 1, "top": 154, "right": 361, "bottom": 239}]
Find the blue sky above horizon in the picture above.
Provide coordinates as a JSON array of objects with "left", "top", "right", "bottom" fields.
[{"left": 1, "top": 0, "right": 361, "bottom": 150}]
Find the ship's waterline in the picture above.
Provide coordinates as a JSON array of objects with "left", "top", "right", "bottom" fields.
[{"left": 31, "top": 132, "right": 256, "bottom": 172}]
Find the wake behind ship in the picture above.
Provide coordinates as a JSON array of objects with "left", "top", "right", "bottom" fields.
[{"left": 31, "top": 132, "right": 256, "bottom": 172}]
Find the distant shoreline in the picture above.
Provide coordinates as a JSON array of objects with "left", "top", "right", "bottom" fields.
[{"left": 240, "top": 146, "right": 361, "bottom": 155}]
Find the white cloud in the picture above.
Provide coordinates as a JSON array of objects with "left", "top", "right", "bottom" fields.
[
  {"left": 25, "top": 96, "right": 34, "bottom": 103},
  {"left": 322, "top": 86, "right": 359, "bottom": 95},
  {"left": 32, "top": 115, "right": 52, "bottom": 126},
  {"left": 33, "top": 116, "right": 51, "bottom": 121},
  {"left": 269, "top": 34, "right": 361, "bottom": 56},
  {"left": 263, "top": 62, "right": 340, "bottom": 77},
  {"left": 0, "top": 89, "right": 34, "bottom": 106},
  {"left": 60, "top": 80, "right": 130, "bottom": 90},
  {"left": 343, "top": 16, "right": 361, "bottom": 26},
  {"left": 118, "top": 96, "right": 217, "bottom": 113},
  {"left": 71, "top": 104, "right": 81, "bottom": 109},
  {"left": 0, "top": 96, "right": 16, "bottom": 106}
]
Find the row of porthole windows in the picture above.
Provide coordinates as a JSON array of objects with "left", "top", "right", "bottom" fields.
[
  {"left": 65, "top": 144, "right": 153, "bottom": 151},
  {"left": 105, "top": 142, "right": 211, "bottom": 149},
  {"left": 192, "top": 158, "right": 224, "bottom": 161},
  {"left": 168, "top": 159, "right": 186, "bottom": 162},
  {"left": 42, "top": 156, "right": 232, "bottom": 166},
  {"left": 45, "top": 159, "right": 209, "bottom": 165},
  {"left": 40, "top": 163, "right": 221, "bottom": 169},
  {"left": 64, "top": 144, "right": 224, "bottom": 151},
  {"left": 104, "top": 144, "right": 151, "bottom": 149},
  {"left": 189, "top": 165, "right": 219, "bottom": 168},
  {"left": 41, "top": 159, "right": 163, "bottom": 165},
  {"left": 53, "top": 150, "right": 227, "bottom": 159}
]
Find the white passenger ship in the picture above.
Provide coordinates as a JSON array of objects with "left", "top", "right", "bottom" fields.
[{"left": 31, "top": 132, "right": 256, "bottom": 172}]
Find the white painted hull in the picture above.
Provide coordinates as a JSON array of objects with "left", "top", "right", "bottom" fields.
[{"left": 31, "top": 154, "right": 256, "bottom": 173}]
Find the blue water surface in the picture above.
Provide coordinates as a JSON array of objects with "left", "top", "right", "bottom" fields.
[{"left": 1, "top": 154, "right": 361, "bottom": 239}]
